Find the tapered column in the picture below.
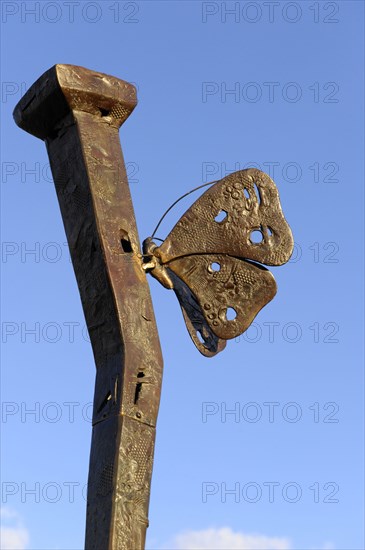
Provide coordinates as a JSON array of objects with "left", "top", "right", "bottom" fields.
[{"left": 14, "top": 64, "right": 163, "bottom": 549}]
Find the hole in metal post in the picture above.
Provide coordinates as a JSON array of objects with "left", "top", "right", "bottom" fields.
[
  {"left": 134, "top": 370, "right": 145, "bottom": 404},
  {"left": 120, "top": 230, "right": 133, "bottom": 253},
  {"left": 134, "top": 382, "right": 143, "bottom": 404},
  {"left": 121, "top": 238, "right": 133, "bottom": 253}
]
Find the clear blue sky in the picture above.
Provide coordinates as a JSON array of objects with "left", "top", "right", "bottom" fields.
[{"left": 1, "top": 2, "right": 364, "bottom": 549}]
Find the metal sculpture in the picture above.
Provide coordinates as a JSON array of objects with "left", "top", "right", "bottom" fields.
[
  {"left": 13, "top": 64, "right": 293, "bottom": 549},
  {"left": 143, "top": 168, "right": 293, "bottom": 356}
]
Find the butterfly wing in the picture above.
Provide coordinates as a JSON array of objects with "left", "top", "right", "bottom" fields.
[
  {"left": 167, "top": 253, "right": 277, "bottom": 341},
  {"left": 156, "top": 169, "right": 293, "bottom": 267},
  {"left": 144, "top": 168, "right": 292, "bottom": 355},
  {"left": 167, "top": 269, "right": 227, "bottom": 357}
]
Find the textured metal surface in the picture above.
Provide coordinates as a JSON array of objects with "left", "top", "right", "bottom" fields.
[
  {"left": 143, "top": 169, "right": 293, "bottom": 356},
  {"left": 158, "top": 168, "right": 293, "bottom": 266},
  {"left": 168, "top": 269, "right": 226, "bottom": 357},
  {"left": 169, "top": 254, "right": 276, "bottom": 340},
  {"left": 13, "top": 64, "right": 163, "bottom": 550}
]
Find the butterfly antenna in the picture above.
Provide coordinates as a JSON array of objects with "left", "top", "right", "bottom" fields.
[{"left": 150, "top": 180, "right": 218, "bottom": 240}]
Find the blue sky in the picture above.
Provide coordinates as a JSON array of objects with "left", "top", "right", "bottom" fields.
[{"left": 1, "top": 1, "right": 364, "bottom": 549}]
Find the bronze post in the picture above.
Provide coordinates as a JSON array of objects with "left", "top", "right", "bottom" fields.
[{"left": 13, "top": 64, "right": 163, "bottom": 550}]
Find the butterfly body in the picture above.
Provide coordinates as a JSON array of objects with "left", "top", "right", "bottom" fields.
[
  {"left": 142, "top": 169, "right": 293, "bottom": 357},
  {"left": 142, "top": 237, "right": 173, "bottom": 290}
]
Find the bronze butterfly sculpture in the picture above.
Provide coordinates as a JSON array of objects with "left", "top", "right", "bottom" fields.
[{"left": 142, "top": 168, "right": 294, "bottom": 357}]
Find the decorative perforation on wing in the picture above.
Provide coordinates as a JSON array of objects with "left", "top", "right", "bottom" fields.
[
  {"left": 157, "top": 169, "right": 293, "bottom": 266},
  {"left": 167, "top": 254, "right": 277, "bottom": 340}
]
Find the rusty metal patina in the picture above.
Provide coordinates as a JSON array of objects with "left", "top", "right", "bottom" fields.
[
  {"left": 143, "top": 169, "right": 293, "bottom": 356},
  {"left": 14, "top": 64, "right": 163, "bottom": 550}
]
